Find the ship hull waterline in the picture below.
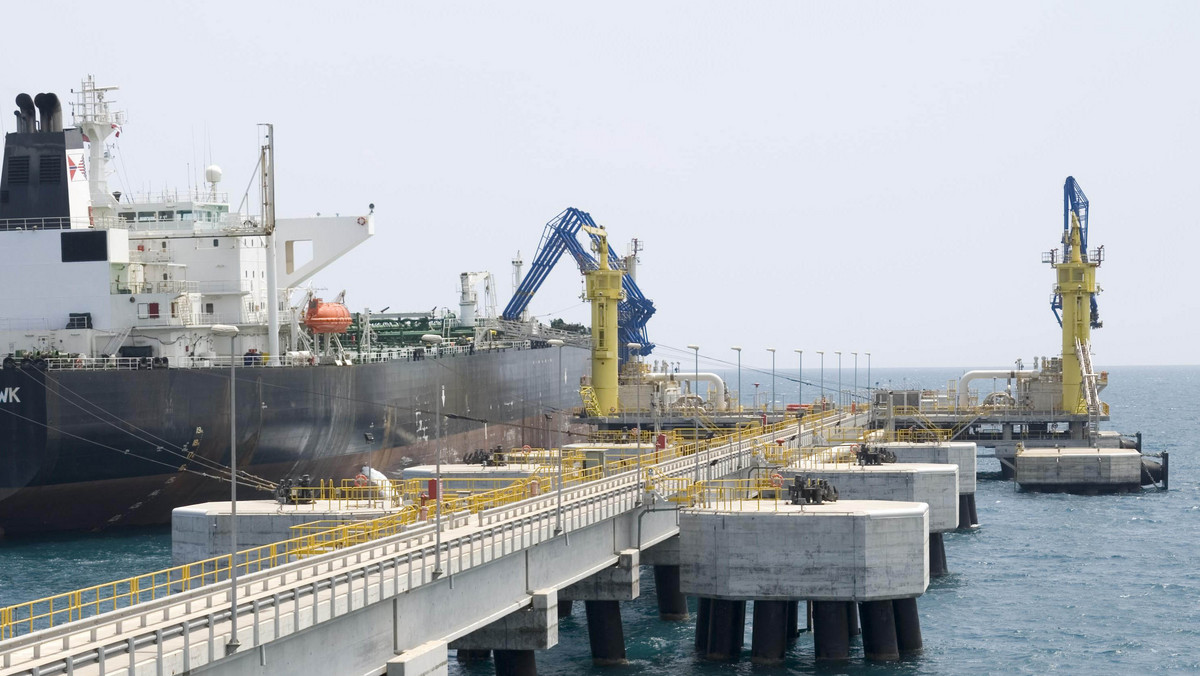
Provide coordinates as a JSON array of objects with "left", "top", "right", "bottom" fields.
[{"left": 0, "top": 344, "right": 590, "bottom": 535}]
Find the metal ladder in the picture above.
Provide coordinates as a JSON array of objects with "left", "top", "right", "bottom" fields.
[
  {"left": 579, "top": 385, "right": 602, "bottom": 417},
  {"left": 1075, "top": 338, "right": 1103, "bottom": 439},
  {"left": 100, "top": 326, "right": 132, "bottom": 357}
]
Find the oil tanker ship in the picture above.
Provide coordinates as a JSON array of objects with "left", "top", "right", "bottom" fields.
[{"left": 0, "top": 78, "right": 591, "bottom": 535}]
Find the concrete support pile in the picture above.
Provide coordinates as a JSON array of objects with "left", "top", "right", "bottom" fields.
[
  {"left": 679, "top": 499, "right": 930, "bottom": 664},
  {"left": 559, "top": 548, "right": 639, "bottom": 666},
  {"left": 642, "top": 537, "right": 689, "bottom": 620},
  {"left": 447, "top": 589, "right": 559, "bottom": 676}
]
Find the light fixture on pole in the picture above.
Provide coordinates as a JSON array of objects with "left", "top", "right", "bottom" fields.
[
  {"left": 766, "top": 347, "right": 776, "bottom": 416},
  {"left": 835, "top": 351, "right": 842, "bottom": 411},
  {"left": 421, "top": 334, "right": 445, "bottom": 577},
  {"left": 816, "top": 351, "right": 825, "bottom": 411},
  {"left": 211, "top": 324, "right": 241, "bottom": 655},
  {"left": 852, "top": 352, "right": 858, "bottom": 411},
  {"left": 793, "top": 349, "right": 803, "bottom": 411},
  {"left": 687, "top": 344, "right": 700, "bottom": 484},
  {"left": 549, "top": 339, "right": 566, "bottom": 534},
  {"left": 730, "top": 346, "right": 742, "bottom": 413}
]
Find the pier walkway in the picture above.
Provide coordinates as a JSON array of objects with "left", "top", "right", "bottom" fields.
[{"left": 0, "top": 414, "right": 860, "bottom": 676}]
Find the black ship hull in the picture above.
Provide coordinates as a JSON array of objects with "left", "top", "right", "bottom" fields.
[{"left": 0, "top": 345, "right": 589, "bottom": 535}]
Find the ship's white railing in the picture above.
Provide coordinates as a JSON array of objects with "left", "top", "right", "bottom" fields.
[
  {"left": 196, "top": 280, "right": 254, "bottom": 294},
  {"left": 37, "top": 340, "right": 547, "bottom": 371},
  {"left": 0, "top": 217, "right": 86, "bottom": 231},
  {"left": 112, "top": 280, "right": 201, "bottom": 295},
  {"left": 0, "top": 212, "right": 260, "bottom": 234},
  {"left": 117, "top": 188, "right": 230, "bottom": 205}
]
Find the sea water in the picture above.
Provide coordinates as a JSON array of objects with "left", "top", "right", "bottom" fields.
[{"left": 1, "top": 366, "right": 1196, "bottom": 674}]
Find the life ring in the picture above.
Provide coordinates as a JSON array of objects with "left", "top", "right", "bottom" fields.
[
  {"left": 74, "top": 359, "right": 84, "bottom": 369},
  {"left": 522, "top": 444, "right": 532, "bottom": 451},
  {"left": 357, "top": 216, "right": 367, "bottom": 225},
  {"left": 354, "top": 473, "right": 370, "bottom": 487},
  {"left": 770, "top": 473, "right": 784, "bottom": 488}
]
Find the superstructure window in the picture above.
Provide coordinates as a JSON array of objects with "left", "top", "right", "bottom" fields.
[
  {"left": 137, "top": 212, "right": 155, "bottom": 222},
  {"left": 60, "top": 231, "right": 107, "bottom": 262},
  {"left": 158, "top": 211, "right": 173, "bottom": 221},
  {"left": 118, "top": 212, "right": 135, "bottom": 223},
  {"left": 212, "top": 239, "right": 219, "bottom": 247}
]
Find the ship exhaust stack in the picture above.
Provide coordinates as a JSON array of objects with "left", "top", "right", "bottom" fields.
[
  {"left": 33, "top": 93, "right": 62, "bottom": 133},
  {"left": 14, "top": 94, "right": 35, "bottom": 133}
]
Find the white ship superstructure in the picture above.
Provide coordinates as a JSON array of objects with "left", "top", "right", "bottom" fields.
[{"left": 0, "top": 77, "right": 373, "bottom": 367}]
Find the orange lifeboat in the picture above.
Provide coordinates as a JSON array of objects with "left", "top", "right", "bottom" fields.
[{"left": 303, "top": 298, "right": 352, "bottom": 334}]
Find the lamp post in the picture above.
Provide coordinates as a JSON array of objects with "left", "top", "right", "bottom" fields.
[
  {"left": 687, "top": 344, "right": 700, "bottom": 484},
  {"left": 866, "top": 352, "right": 872, "bottom": 409},
  {"left": 627, "top": 342, "right": 642, "bottom": 436},
  {"left": 731, "top": 346, "right": 742, "bottom": 413},
  {"left": 766, "top": 347, "right": 776, "bottom": 416},
  {"left": 794, "top": 349, "right": 803, "bottom": 411},
  {"left": 421, "top": 334, "right": 445, "bottom": 577},
  {"left": 628, "top": 342, "right": 644, "bottom": 500},
  {"left": 852, "top": 352, "right": 858, "bottom": 411},
  {"left": 549, "top": 339, "right": 565, "bottom": 535},
  {"left": 816, "top": 351, "right": 825, "bottom": 411},
  {"left": 731, "top": 346, "right": 742, "bottom": 453},
  {"left": 211, "top": 324, "right": 240, "bottom": 655},
  {"left": 835, "top": 351, "right": 842, "bottom": 411}
]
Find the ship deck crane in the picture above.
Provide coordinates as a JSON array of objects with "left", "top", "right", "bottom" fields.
[{"left": 502, "top": 208, "right": 655, "bottom": 363}]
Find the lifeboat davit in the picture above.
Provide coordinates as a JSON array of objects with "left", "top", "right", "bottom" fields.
[{"left": 303, "top": 298, "right": 352, "bottom": 334}]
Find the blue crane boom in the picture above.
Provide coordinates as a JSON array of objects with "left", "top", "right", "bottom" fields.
[
  {"left": 502, "top": 207, "right": 655, "bottom": 361},
  {"left": 1051, "top": 176, "right": 1101, "bottom": 329}
]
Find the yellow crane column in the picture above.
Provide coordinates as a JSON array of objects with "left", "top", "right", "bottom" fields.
[
  {"left": 581, "top": 224, "right": 624, "bottom": 416},
  {"left": 1052, "top": 213, "right": 1099, "bottom": 415}
]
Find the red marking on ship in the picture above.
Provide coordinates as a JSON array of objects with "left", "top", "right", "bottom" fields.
[{"left": 68, "top": 155, "right": 86, "bottom": 180}]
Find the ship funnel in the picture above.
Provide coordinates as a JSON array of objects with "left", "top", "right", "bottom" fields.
[
  {"left": 14, "top": 93, "right": 35, "bottom": 133},
  {"left": 33, "top": 92, "right": 62, "bottom": 132}
]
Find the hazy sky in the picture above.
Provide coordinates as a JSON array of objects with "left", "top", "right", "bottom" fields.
[{"left": 4, "top": 2, "right": 1197, "bottom": 373}]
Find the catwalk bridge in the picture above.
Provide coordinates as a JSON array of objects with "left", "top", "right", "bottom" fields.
[{"left": 0, "top": 414, "right": 860, "bottom": 676}]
